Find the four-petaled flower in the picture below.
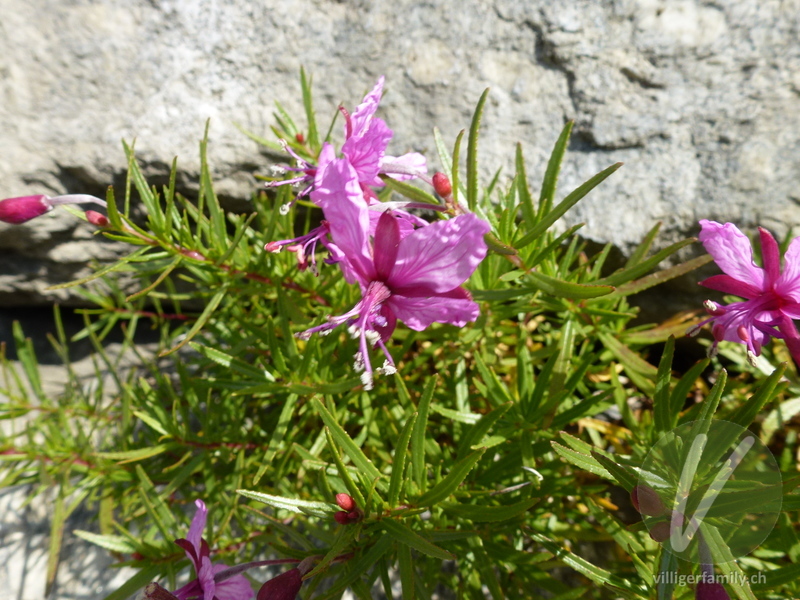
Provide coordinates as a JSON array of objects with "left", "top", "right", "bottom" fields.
[
  {"left": 299, "top": 156, "right": 489, "bottom": 389},
  {"left": 690, "top": 220, "right": 800, "bottom": 364},
  {"left": 172, "top": 500, "right": 253, "bottom": 600}
]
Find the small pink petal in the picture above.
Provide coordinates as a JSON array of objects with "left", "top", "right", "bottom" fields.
[
  {"left": 698, "top": 220, "right": 765, "bottom": 290},
  {"left": 698, "top": 274, "right": 761, "bottom": 299},
  {"left": 388, "top": 287, "right": 480, "bottom": 330},
  {"left": 373, "top": 212, "right": 401, "bottom": 280},
  {"left": 775, "top": 235, "right": 800, "bottom": 301},
  {"left": 349, "top": 76, "right": 385, "bottom": 139},
  {"left": 758, "top": 227, "right": 781, "bottom": 286}
]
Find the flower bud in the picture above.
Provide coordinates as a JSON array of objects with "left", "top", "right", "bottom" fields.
[
  {"left": 432, "top": 172, "right": 452, "bottom": 198},
  {"left": 696, "top": 581, "right": 730, "bottom": 600},
  {"left": 0, "top": 195, "right": 53, "bottom": 224},
  {"left": 648, "top": 521, "right": 671, "bottom": 543},
  {"left": 256, "top": 568, "right": 303, "bottom": 600},
  {"left": 85, "top": 210, "right": 110, "bottom": 227},
  {"left": 295, "top": 133, "right": 306, "bottom": 144},
  {"left": 335, "top": 493, "right": 356, "bottom": 511},
  {"left": 631, "top": 485, "right": 667, "bottom": 517},
  {"left": 333, "top": 511, "right": 350, "bottom": 525}
]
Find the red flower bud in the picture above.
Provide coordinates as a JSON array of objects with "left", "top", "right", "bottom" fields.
[
  {"left": 257, "top": 568, "right": 303, "bottom": 600},
  {"left": 648, "top": 521, "right": 671, "bottom": 543},
  {"left": 696, "top": 581, "right": 730, "bottom": 600},
  {"left": 631, "top": 485, "right": 667, "bottom": 516},
  {"left": 432, "top": 172, "right": 452, "bottom": 198},
  {"left": 0, "top": 195, "right": 53, "bottom": 224},
  {"left": 335, "top": 493, "right": 356, "bottom": 511},
  {"left": 333, "top": 511, "right": 350, "bottom": 525},
  {"left": 85, "top": 210, "right": 110, "bottom": 227},
  {"left": 295, "top": 133, "right": 306, "bottom": 144}
]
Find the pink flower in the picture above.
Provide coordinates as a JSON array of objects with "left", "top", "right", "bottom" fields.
[
  {"left": 300, "top": 157, "right": 489, "bottom": 389},
  {"left": 172, "top": 500, "right": 253, "bottom": 600},
  {"left": 689, "top": 220, "right": 800, "bottom": 364},
  {"left": 340, "top": 76, "right": 426, "bottom": 186},
  {"left": 0, "top": 193, "right": 107, "bottom": 225}
]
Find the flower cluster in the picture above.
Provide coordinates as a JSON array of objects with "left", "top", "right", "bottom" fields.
[{"left": 266, "top": 77, "right": 490, "bottom": 389}]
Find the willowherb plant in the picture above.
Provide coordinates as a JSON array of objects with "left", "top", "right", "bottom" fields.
[{"left": 1, "top": 70, "right": 799, "bottom": 600}]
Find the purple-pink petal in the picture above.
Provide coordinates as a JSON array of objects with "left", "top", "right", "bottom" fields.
[
  {"left": 381, "top": 152, "right": 427, "bottom": 181},
  {"left": 211, "top": 563, "right": 253, "bottom": 600},
  {"left": 187, "top": 500, "right": 207, "bottom": 557},
  {"left": 0, "top": 194, "right": 53, "bottom": 224},
  {"left": 388, "top": 213, "right": 490, "bottom": 294},
  {"left": 698, "top": 274, "right": 761, "bottom": 299},
  {"left": 312, "top": 157, "right": 375, "bottom": 285},
  {"left": 388, "top": 287, "right": 480, "bottom": 330},
  {"left": 373, "top": 212, "right": 401, "bottom": 281},
  {"left": 698, "top": 220, "right": 765, "bottom": 291},
  {"left": 342, "top": 118, "right": 392, "bottom": 183},
  {"left": 349, "top": 76, "right": 384, "bottom": 139},
  {"left": 758, "top": 227, "right": 782, "bottom": 286},
  {"left": 775, "top": 236, "right": 800, "bottom": 302}
]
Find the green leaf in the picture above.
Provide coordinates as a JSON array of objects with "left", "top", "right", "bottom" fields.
[
  {"left": 73, "top": 531, "right": 137, "bottom": 554},
  {"left": 515, "top": 161, "right": 622, "bottom": 249},
  {"left": 653, "top": 336, "right": 676, "bottom": 435},
  {"left": 467, "top": 88, "right": 490, "bottom": 211},
  {"left": 411, "top": 376, "right": 437, "bottom": 490},
  {"left": 379, "top": 175, "right": 441, "bottom": 205},
  {"left": 416, "top": 448, "right": 485, "bottom": 507},
  {"left": 526, "top": 271, "right": 614, "bottom": 299},
  {"left": 551, "top": 442, "right": 612, "bottom": 479},
  {"left": 596, "top": 238, "right": 696, "bottom": 287},
  {"left": 389, "top": 413, "right": 418, "bottom": 507},
  {"left": 538, "top": 121, "right": 573, "bottom": 218},
  {"left": 101, "top": 565, "right": 163, "bottom": 600},
  {"left": 311, "top": 398, "right": 386, "bottom": 489},
  {"left": 441, "top": 497, "right": 538, "bottom": 522},
  {"left": 95, "top": 444, "right": 173, "bottom": 463},
  {"left": 727, "top": 363, "right": 786, "bottom": 429},
  {"left": 236, "top": 489, "right": 335, "bottom": 518},
  {"left": 382, "top": 519, "right": 455, "bottom": 560},
  {"left": 300, "top": 67, "right": 319, "bottom": 149},
  {"left": 160, "top": 285, "right": 229, "bottom": 356}
]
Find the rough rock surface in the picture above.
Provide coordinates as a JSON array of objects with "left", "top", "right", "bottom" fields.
[{"left": 1, "top": 0, "right": 799, "bottom": 304}]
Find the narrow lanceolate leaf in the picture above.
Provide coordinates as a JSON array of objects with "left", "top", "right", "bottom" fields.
[
  {"left": 441, "top": 497, "right": 538, "bottom": 522},
  {"left": 73, "top": 531, "right": 137, "bottom": 554},
  {"left": 727, "top": 363, "right": 787, "bottom": 429},
  {"left": 595, "top": 238, "right": 696, "bottom": 287},
  {"left": 379, "top": 175, "right": 441, "bottom": 205},
  {"left": 538, "top": 121, "right": 574, "bottom": 218},
  {"left": 388, "top": 413, "right": 418, "bottom": 507},
  {"left": 381, "top": 519, "right": 455, "bottom": 560},
  {"left": 526, "top": 271, "right": 614, "bottom": 299},
  {"left": 311, "top": 397, "right": 385, "bottom": 488},
  {"left": 653, "top": 336, "right": 676, "bottom": 435},
  {"left": 47, "top": 246, "right": 150, "bottom": 290},
  {"left": 317, "top": 535, "right": 393, "bottom": 600},
  {"left": 416, "top": 448, "right": 485, "bottom": 507},
  {"left": 467, "top": 88, "right": 490, "bottom": 211},
  {"left": 411, "top": 376, "right": 437, "bottom": 490},
  {"left": 236, "top": 489, "right": 336, "bottom": 518},
  {"left": 300, "top": 66, "right": 319, "bottom": 149},
  {"left": 95, "top": 444, "right": 173, "bottom": 463},
  {"left": 515, "top": 161, "right": 622, "bottom": 249},
  {"left": 551, "top": 442, "right": 612, "bottom": 480},
  {"left": 160, "top": 285, "right": 229, "bottom": 356}
]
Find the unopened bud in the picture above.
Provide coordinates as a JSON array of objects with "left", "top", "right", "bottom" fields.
[
  {"left": 295, "top": 133, "right": 305, "bottom": 144},
  {"left": 335, "top": 493, "right": 356, "bottom": 511},
  {"left": 696, "top": 581, "right": 730, "bottom": 600},
  {"left": 85, "top": 210, "right": 110, "bottom": 227},
  {"left": 333, "top": 511, "right": 350, "bottom": 525},
  {"left": 432, "top": 172, "right": 452, "bottom": 198},
  {"left": 648, "top": 521, "right": 671, "bottom": 542},
  {"left": 256, "top": 568, "right": 303, "bottom": 600},
  {"left": 631, "top": 485, "right": 667, "bottom": 517},
  {"left": 0, "top": 194, "right": 53, "bottom": 224}
]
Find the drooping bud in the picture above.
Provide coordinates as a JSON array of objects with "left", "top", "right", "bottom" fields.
[
  {"left": 335, "top": 493, "right": 356, "bottom": 511},
  {"left": 648, "top": 521, "right": 671, "bottom": 542},
  {"left": 696, "top": 581, "right": 730, "bottom": 600},
  {"left": 85, "top": 210, "right": 110, "bottom": 227},
  {"left": 256, "top": 568, "right": 303, "bottom": 600},
  {"left": 631, "top": 485, "right": 667, "bottom": 517},
  {"left": 432, "top": 172, "right": 452, "bottom": 198},
  {"left": 142, "top": 583, "right": 180, "bottom": 600},
  {"left": 0, "top": 195, "right": 53, "bottom": 224}
]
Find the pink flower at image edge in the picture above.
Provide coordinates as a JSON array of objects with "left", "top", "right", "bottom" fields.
[{"left": 691, "top": 219, "right": 800, "bottom": 364}]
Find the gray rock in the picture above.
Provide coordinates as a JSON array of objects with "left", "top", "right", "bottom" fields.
[{"left": 2, "top": 0, "right": 799, "bottom": 304}]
